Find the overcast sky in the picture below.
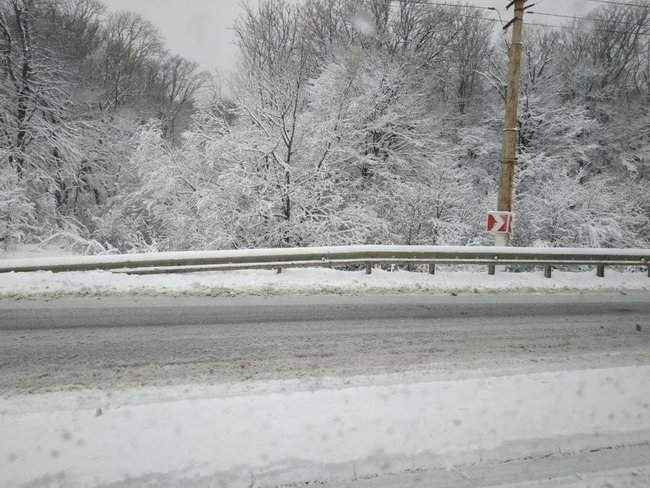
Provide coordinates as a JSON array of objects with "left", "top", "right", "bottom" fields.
[{"left": 101, "top": 0, "right": 596, "bottom": 72}]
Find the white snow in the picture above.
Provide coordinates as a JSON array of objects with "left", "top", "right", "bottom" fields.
[
  {"left": 0, "top": 244, "right": 75, "bottom": 261},
  {"left": 0, "top": 266, "right": 648, "bottom": 299},
  {"left": 1, "top": 365, "right": 649, "bottom": 487}
]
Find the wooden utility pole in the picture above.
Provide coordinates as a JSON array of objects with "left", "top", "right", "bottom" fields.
[
  {"left": 496, "top": 0, "right": 527, "bottom": 246},
  {"left": 643, "top": 38, "right": 650, "bottom": 179},
  {"left": 645, "top": 37, "right": 649, "bottom": 111}
]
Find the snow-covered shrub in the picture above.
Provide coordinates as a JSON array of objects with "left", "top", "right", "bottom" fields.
[
  {"left": 91, "top": 123, "right": 199, "bottom": 251},
  {"left": 516, "top": 154, "right": 649, "bottom": 248},
  {"left": 0, "top": 168, "right": 36, "bottom": 248}
]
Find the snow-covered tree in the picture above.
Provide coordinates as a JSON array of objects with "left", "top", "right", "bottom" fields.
[{"left": 1, "top": 0, "right": 648, "bottom": 253}]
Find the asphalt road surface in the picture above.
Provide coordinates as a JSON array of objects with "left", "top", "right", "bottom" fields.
[{"left": 1, "top": 292, "right": 648, "bottom": 394}]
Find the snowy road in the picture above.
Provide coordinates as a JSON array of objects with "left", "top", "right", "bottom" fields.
[
  {"left": 0, "top": 293, "right": 648, "bottom": 393},
  {"left": 1, "top": 293, "right": 650, "bottom": 487}
]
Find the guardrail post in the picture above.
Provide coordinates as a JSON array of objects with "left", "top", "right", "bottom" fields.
[
  {"left": 488, "top": 256, "right": 497, "bottom": 275},
  {"left": 428, "top": 263, "right": 436, "bottom": 275},
  {"left": 365, "top": 262, "right": 372, "bottom": 275},
  {"left": 596, "top": 264, "right": 605, "bottom": 278},
  {"left": 544, "top": 265, "right": 552, "bottom": 279}
]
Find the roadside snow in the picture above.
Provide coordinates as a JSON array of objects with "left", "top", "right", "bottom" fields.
[
  {"left": 0, "top": 244, "right": 75, "bottom": 260},
  {"left": 0, "top": 267, "right": 648, "bottom": 299},
  {"left": 2, "top": 365, "right": 649, "bottom": 488}
]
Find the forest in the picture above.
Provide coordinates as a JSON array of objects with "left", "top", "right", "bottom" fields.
[{"left": 1, "top": 0, "right": 649, "bottom": 254}]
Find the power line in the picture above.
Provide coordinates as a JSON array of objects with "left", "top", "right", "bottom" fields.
[
  {"left": 585, "top": 0, "right": 649, "bottom": 7},
  {"left": 387, "top": 0, "right": 498, "bottom": 12},
  {"left": 389, "top": 0, "right": 650, "bottom": 36},
  {"left": 527, "top": 10, "right": 650, "bottom": 36},
  {"left": 525, "top": 19, "right": 650, "bottom": 36},
  {"left": 528, "top": 10, "right": 641, "bottom": 25},
  {"left": 387, "top": 0, "right": 503, "bottom": 26}
]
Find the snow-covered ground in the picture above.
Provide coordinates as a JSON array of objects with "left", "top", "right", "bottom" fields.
[
  {"left": 2, "top": 365, "right": 649, "bottom": 488},
  {"left": 0, "top": 266, "right": 648, "bottom": 299},
  {"left": 0, "top": 244, "right": 76, "bottom": 260}
]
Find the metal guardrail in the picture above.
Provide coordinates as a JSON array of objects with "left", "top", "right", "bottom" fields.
[{"left": 0, "top": 245, "right": 648, "bottom": 278}]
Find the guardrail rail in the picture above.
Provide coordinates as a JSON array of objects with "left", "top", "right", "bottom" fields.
[{"left": 0, "top": 245, "right": 648, "bottom": 279}]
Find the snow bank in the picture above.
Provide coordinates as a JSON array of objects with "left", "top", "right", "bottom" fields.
[
  {"left": 1, "top": 365, "right": 649, "bottom": 487},
  {"left": 0, "top": 267, "right": 648, "bottom": 299},
  {"left": 0, "top": 244, "right": 75, "bottom": 261}
]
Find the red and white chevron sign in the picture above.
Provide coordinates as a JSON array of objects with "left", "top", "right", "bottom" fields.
[{"left": 486, "top": 211, "right": 513, "bottom": 234}]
